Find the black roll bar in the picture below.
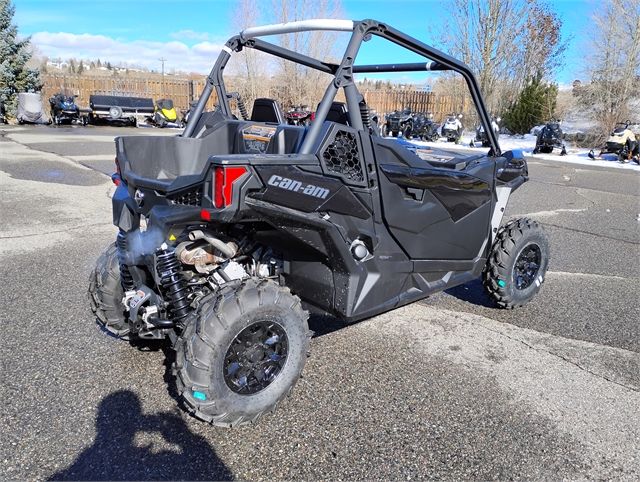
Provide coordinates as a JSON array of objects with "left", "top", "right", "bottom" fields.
[{"left": 183, "top": 19, "right": 500, "bottom": 156}]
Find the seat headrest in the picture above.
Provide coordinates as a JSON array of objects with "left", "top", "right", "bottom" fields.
[
  {"left": 250, "top": 98, "right": 285, "bottom": 124},
  {"left": 321, "top": 101, "right": 349, "bottom": 126}
]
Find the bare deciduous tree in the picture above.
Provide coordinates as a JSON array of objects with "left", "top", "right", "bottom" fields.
[
  {"left": 268, "top": 0, "right": 344, "bottom": 108},
  {"left": 437, "top": 0, "right": 566, "bottom": 113},
  {"left": 230, "top": 0, "right": 265, "bottom": 110},
  {"left": 578, "top": 0, "right": 640, "bottom": 136},
  {"left": 227, "top": 0, "right": 344, "bottom": 111}
]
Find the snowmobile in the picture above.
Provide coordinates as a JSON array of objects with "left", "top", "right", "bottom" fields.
[
  {"left": 90, "top": 19, "right": 548, "bottom": 427},
  {"left": 533, "top": 120, "right": 566, "bottom": 155},
  {"left": 285, "top": 105, "right": 314, "bottom": 126},
  {"left": 49, "top": 93, "right": 85, "bottom": 125},
  {"left": 147, "top": 98, "right": 182, "bottom": 128},
  {"left": 17, "top": 92, "right": 50, "bottom": 125},
  {"left": 411, "top": 112, "right": 440, "bottom": 141},
  {"left": 472, "top": 117, "right": 500, "bottom": 147},
  {"left": 441, "top": 114, "right": 463, "bottom": 142},
  {"left": 588, "top": 121, "right": 639, "bottom": 164},
  {"left": 384, "top": 108, "right": 413, "bottom": 137}
]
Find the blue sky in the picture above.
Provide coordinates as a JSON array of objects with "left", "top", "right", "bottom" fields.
[{"left": 14, "top": 0, "right": 594, "bottom": 84}]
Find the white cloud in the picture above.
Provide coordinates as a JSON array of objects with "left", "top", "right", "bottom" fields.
[
  {"left": 169, "top": 30, "right": 211, "bottom": 42},
  {"left": 31, "top": 31, "right": 223, "bottom": 73}
]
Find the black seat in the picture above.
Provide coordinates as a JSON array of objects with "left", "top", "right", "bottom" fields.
[
  {"left": 323, "top": 101, "right": 349, "bottom": 125},
  {"left": 250, "top": 98, "right": 285, "bottom": 124}
]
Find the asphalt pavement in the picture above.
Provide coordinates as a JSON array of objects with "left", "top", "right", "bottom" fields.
[{"left": 1, "top": 124, "right": 638, "bottom": 480}]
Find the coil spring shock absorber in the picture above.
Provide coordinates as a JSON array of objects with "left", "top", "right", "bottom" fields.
[
  {"left": 359, "top": 101, "right": 371, "bottom": 129},
  {"left": 237, "top": 96, "right": 249, "bottom": 121},
  {"left": 116, "top": 231, "right": 135, "bottom": 291},
  {"left": 156, "top": 245, "right": 190, "bottom": 322}
]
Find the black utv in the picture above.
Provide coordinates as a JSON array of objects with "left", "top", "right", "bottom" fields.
[
  {"left": 90, "top": 19, "right": 549, "bottom": 427},
  {"left": 533, "top": 121, "right": 567, "bottom": 155}
]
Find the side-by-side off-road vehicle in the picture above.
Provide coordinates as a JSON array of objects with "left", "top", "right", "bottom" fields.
[{"left": 90, "top": 19, "right": 549, "bottom": 427}]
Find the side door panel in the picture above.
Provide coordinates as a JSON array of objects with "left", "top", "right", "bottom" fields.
[{"left": 373, "top": 139, "right": 494, "bottom": 260}]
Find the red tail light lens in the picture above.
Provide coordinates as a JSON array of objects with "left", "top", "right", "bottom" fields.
[{"left": 213, "top": 166, "right": 248, "bottom": 208}]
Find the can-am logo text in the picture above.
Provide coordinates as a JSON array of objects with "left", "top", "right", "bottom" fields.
[{"left": 267, "top": 175, "right": 330, "bottom": 200}]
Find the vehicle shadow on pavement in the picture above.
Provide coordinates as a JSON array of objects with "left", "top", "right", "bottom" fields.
[
  {"left": 444, "top": 278, "right": 496, "bottom": 308},
  {"left": 48, "top": 390, "right": 232, "bottom": 481}
]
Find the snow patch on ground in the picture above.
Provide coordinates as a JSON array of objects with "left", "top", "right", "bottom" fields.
[{"left": 394, "top": 133, "right": 640, "bottom": 171}]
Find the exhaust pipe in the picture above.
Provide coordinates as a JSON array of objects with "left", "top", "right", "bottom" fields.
[{"left": 188, "top": 230, "right": 238, "bottom": 259}]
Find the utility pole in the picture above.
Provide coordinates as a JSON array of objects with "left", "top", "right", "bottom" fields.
[{"left": 159, "top": 57, "right": 167, "bottom": 96}]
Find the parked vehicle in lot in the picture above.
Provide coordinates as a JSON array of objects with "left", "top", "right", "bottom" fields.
[
  {"left": 285, "top": 105, "right": 314, "bottom": 126},
  {"left": 384, "top": 108, "right": 413, "bottom": 137},
  {"left": 17, "top": 92, "right": 50, "bottom": 125},
  {"left": 147, "top": 98, "right": 182, "bottom": 128},
  {"left": 533, "top": 120, "right": 567, "bottom": 155},
  {"left": 49, "top": 93, "right": 86, "bottom": 125},
  {"left": 411, "top": 112, "right": 439, "bottom": 141},
  {"left": 441, "top": 114, "right": 463, "bottom": 142},
  {"left": 90, "top": 18, "right": 548, "bottom": 427},
  {"left": 472, "top": 117, "right": 500, "bottom": 147},
  {"left": 588, "top": 121, "right": 639, "bottom": 163},
  {"left": 88, "top": 94, "right": 155, "bottom": 126},
  {"left": 0, "top": 100, "right": 7, "bottom": 124}
]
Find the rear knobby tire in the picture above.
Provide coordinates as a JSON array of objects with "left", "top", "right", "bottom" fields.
[
  {"left": 483, "top": 218, "right": 549, "bottom": 309},
  {"left": 88, "top": 242, "right": 130, "bottom": 338},
  {"left": 175, "top": 278, "right": 310, "bottom": 427}
]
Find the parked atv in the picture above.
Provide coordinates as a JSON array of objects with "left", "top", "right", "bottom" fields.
[
  {"left": 90, "top": 19, "right": 548, "bottom": 427},
  {"left": 533, "top": 121, "right": 566, "bottom": 155},
  {"left": 411, "top": 112, "right": 439, "bottom": 141},
  {"left": 147, "top": 98, "right": 182, "bottom": 128},
  {"left": 588, "top": 121, "right": 639, "bottom": 164},
  {"left": 385, "top": 108, "right": 413, "bottom": 137},
  {"left": 285, "top": 105, "right": 313, "bottom": 126},
  {"left": 472, "top": 117, "right": 500, "bottom": 147},
  {"left": 441, "top": 114, "right": 463, "bottom": 142},
  {"left": 49, "top": 93, "right": 85, "bottom": 125}
]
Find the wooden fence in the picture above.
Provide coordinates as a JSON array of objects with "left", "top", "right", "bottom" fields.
[
  {"left": 361, "top": 90, "right": 471, "bottom": 121},
  {"left": 42, "top": 74, "right": 216, "bottom": 112},
  {"left": 42, "top": 74, "right": 472, "bottom": 121}
]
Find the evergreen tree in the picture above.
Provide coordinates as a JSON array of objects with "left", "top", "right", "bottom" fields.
[
  {"left": 77, "top": 60, "right": 84, "bottom": 75},
  {"left": 502, "top": 77, "right": 558, "bottom": 134},
  {"left": 106, "top": 61, "right": 112, "bottom": 70},
  {"left": 0, "top": 0, "right": 43, "bottom": 114},
  {"left": 96, "top": 58, "right": 102, "bottom": 68}
]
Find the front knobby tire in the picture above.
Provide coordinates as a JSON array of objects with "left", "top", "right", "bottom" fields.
[
  {"left": 88, "top": 242, "right": 130, "bottom": 338},
  {"left": 175, "top": 278, "right": 310, "bottom": 427},
  {"left": 483, "top": 218, "right": 550, "bottom": 309}
]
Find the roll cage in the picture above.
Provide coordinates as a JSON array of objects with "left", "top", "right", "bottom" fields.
[{"left": 182, "top": 18, "right": 501, "bottom": 156}]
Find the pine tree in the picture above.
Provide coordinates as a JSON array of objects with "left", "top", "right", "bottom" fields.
[
  {"left": 0, "top": 0, "right": 43, "bottom": 115},
  {"left": 77, "top": 60, "right": 84, "bottom": 75},
  {"left": 502, "top": 77, "right": 558, "bottom": 134}
]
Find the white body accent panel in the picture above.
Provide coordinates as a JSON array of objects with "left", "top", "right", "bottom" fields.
[{"left": 491, "top": 186, "right": 512, "bottom": 243}]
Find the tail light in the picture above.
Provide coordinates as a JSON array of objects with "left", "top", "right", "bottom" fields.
[
  {"left": 112, "top": 157, "right": 122, "bottom": 185},
  {"left": 213, "top": 166, "right": 248, "bottom": 208}
]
